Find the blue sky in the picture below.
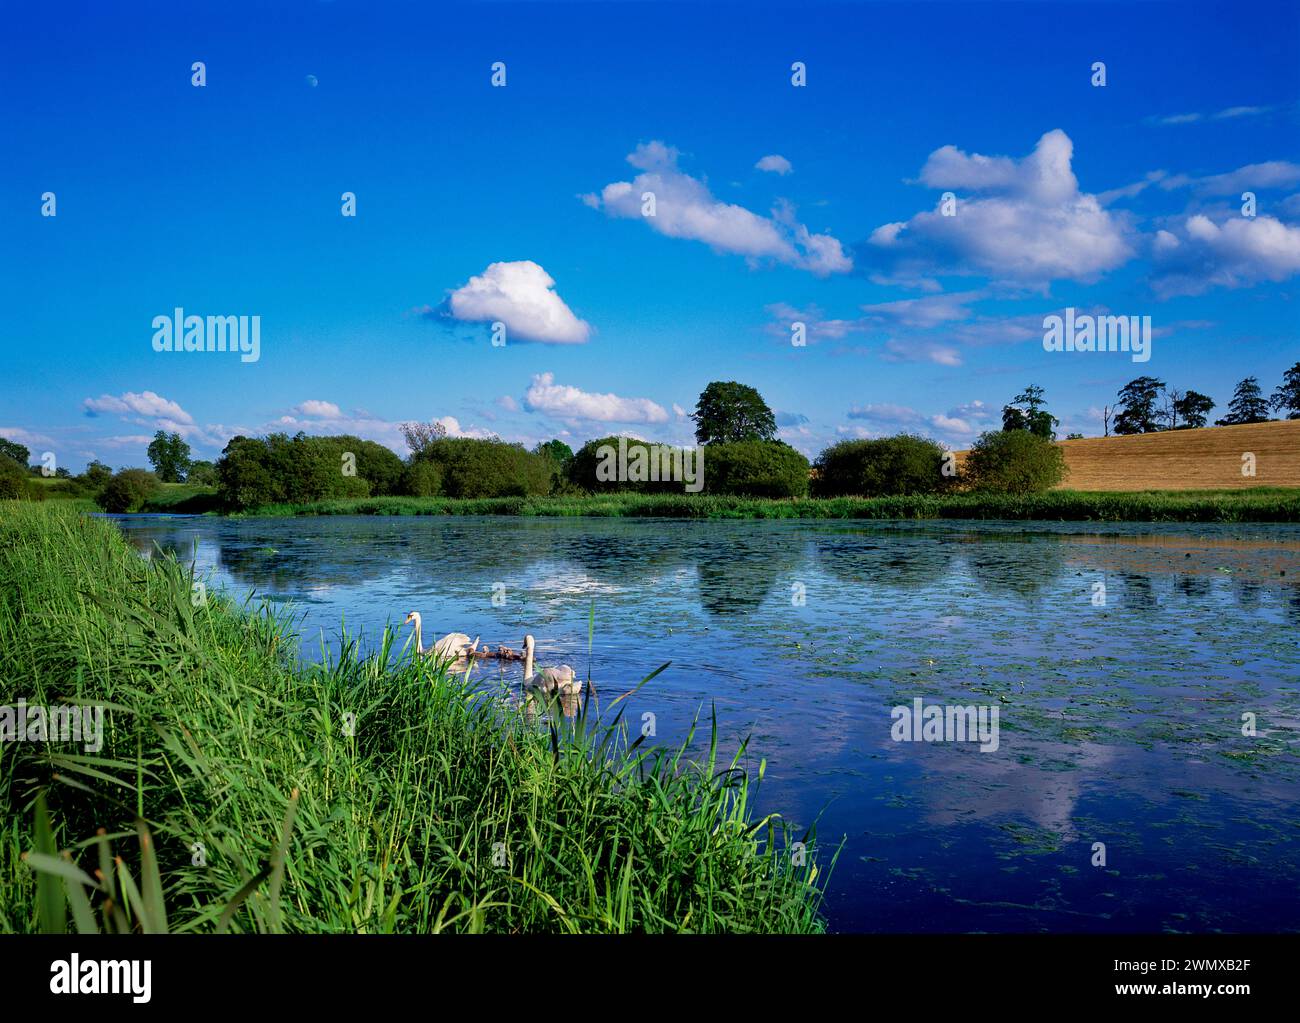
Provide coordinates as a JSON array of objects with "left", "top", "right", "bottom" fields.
[{"left": 3, "top": 0, "right": 1299, "bottom": 471}]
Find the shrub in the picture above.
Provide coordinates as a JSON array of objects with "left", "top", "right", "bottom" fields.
[
  {"left": 0, "top": 456, "right": 29, "bottom": 500},
  {"left": 186, "top": 459, "right": 218, "bottom": 487},
  {"left": 812, "top": 434, "right": 952, "bottom": 497},
  {"left": 962, "top": 430, "right": 1067, "bottom": 493},
  {"left": 404, "top": 459, "right": 443, "bottom": 498},
  {"left": 414, "top": 438, "right": 552, "bottom": 499},
  {"left": 705, "top": 440, "right": 809, "bottom": 497},
  {"left": 567, "top": 436, "right": 699, "bottom": 494},
  {"left": 96, "top": 469, "right": 161, "bottom": 513},
  {"left": 215, "top": 434, "right": 378, "bottom": 510}
]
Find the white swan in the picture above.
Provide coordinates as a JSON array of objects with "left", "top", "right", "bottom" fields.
[
  {"left": 404, "top": 612, "right": 478, "bottom": 661},
  {"left": 522, "top": 634, "right": 582, "bottom": 696}
]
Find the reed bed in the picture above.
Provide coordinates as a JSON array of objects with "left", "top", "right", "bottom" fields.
[
  {"left": 0, "top": 503, "right": 830, "bottom": 933},
  {"left": 250, "top": 489, "right": 1300, "bottom": 522}
]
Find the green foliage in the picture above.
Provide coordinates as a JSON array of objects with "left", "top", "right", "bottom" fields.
[
  {"left": 962, "top": 430, "right": 1067, "bottom": 494},
  {"left": 0, "top": 504, "right": 832, "bottom": 934},
  {"left": 0, "top": 456, "right": 31, "bottom": 500},
  {"left": 185, "top": 459, "right": 218, "bottom": 486},
  {"left": 215, "top": 434, "right": 376, "bottom": 510},
  {"left": 1113, "top": 376, "right": 1166, "bottom": 434},
  {"left": 0, "top": 437, "right": 30, "bottom": 467},
  {"left": 403, "top": 459, "right": 443, "bottom": 498},
  {"left": 1216, "top": 376, "right": 1273, "bottom": 425},
  {"left": 240, "top": 490, "right": 1300, "bottom": 524},
  {"left": 811, "top": 434, "right": 952, "bottom": 497},
  {"left": 1271, "top": 362, "right": 1300, "bottom": 419},
  {"left": 79, "top": 460, "right": 113, "bottom": 490},
  {"left": 566, "top": 436, "right": 696, "bottom": 494},
  {"left": 146, "top": 431, "right": 192, "bottom": 483},
  {"left": 692, "top": 381, "right": 778, "bottom": 445},
  {"left": 705, "top": 440, "right": 810, "bottom": 497},
  {"left": 1173, "top": 390, "right": 1215, "bottom": 429},
  {"left": 1001, "top": 384, "right": 1059, "bottom": 439},
  {"left": 413, "top": 437, "right": 552, "bottom": 499},
  {"left": 95, "top": 469, "right": 161, "bottom": 512}
]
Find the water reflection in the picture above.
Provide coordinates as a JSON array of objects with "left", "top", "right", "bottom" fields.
[{"left": 102, "top": 514, "right": 1300, "bottom": 933}]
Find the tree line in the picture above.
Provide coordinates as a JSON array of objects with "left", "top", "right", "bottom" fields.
[{"left": 2, "top": 362, "right": 1296, "bottom": 509}]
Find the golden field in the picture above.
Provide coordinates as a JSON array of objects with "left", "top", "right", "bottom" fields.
[{"left": 955, "top": 419, "right": 1300, "bottom": 491}]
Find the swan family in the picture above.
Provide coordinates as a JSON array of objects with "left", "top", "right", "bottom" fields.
[{"left": 404, "top": 611, "right": 582, "bottom": 696}]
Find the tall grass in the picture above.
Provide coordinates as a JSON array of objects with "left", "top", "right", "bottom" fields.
[
  {"left": 248, "top": 488, "right": 1300, "bottom": 522},
  {"left": 0, "top": 503, "right": 831, "bottom": 933}
]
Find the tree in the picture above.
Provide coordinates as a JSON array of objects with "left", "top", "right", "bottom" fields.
[
  {"left": 1172, "top": 390, "right": 1215, "bottom": 430},
  {"left": 146, "top": 430, "right": 192, "bottom": 482},
  {"left": 1160, "top": 387, "right": 1184, "bottom": 430},
  {"left": 812, "top": 435, "right": 953, "bottom": 497},
  {"left": 399, "top": 420, "right": 448, "bottom": 457},
  {"left": 0, "top": 437, "right": 30, "bottom": 467},
  {"left": 1001, "top": 384, "right": 1059, "bottom": 439},
  {"left": 706, "top": 440, "right": 810, "bottom": 497},
  {"left": 80, "top": 459, "right": 113, "bottom": 489},
  {"left": 1271, "top": 362, "right": 1300, "bottom": 419},
  {"left": 692, "top": 382, "right": 777, "bottom": 445},
  {"left": 963, "top": 431, "right": 1067, "bottom": 493},
  {"left": 96, "top": 469, "right": 161, "bottom": 513},
  {"left": 1112, "top": 376, "right": 1166, "bottom": 434},
  {"left": 186, "top": 459, "right": 218, "bottom": 486},
  {"left": 1215, "top": 377, "right": 1272, "bottom": 426}
]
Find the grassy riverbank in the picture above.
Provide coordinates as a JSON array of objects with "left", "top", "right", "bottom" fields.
[
  {"left": 246, "top": 488, "right": 1300, "bottom": 523},
  {"left": 0, "top": 503, "right": 829, "bottom": 933}
]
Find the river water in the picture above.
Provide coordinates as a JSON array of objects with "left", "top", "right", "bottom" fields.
[{"left": 106, "top": 514, "right": 1300, "bottom": 933}]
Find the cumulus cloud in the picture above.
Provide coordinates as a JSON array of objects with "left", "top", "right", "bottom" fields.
[
  {"left": 523, "top": 372, "right": 669, "bottom": 424},
  {"left": 83, "top": 390, "right": 194, "bottom": 425},
  {"left": 585, "top": 141, "right": 850, "bottom": 275},
  {"left": 292, "top": 400, "right": 343, "bottom": 419},
  {"left": 1151, "top": 213, "right": 1300, "bottom": 296},
  {"left": 863, "top": 129, "right": 1134, "bottom": 286},
  {"left": 755, "top": 154, "right": 793, "bottom": 175},
  {"left": 440, "top": 261, "right": 591, "bottom": 344}
]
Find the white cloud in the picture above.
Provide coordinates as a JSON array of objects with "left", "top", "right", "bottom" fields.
[
  {"left": 846, "top": 400, "right": 993, "bottom": 442},
  {"left": 587, "top": 141, "right": 850, "bottom": 275},
  {"left": 1168, "top": 160, "right": 1300, "bottom": 196},
  {"left": 755, "top": 154, "right": 793, "bottom": 175},
  {"left": 865, "top": 129, "right": 1134, "bottom": 286},
  {"left": 83, "top": 390, "right": 194, "bottom": 425},
  {"left": 1151, "top": 213, "right": 1300, "bottom": 296},
  {"left": 442, "top": 261, "right": 591, "bottom": 344},
  {"left": 497, "top": 395, "right": 520, "bottom": 413},
  {"left": 523, "top": 372, "right": 669, "bottom": 424},
  {"left": 292, "top": 399, "right": 343, "bottom": 419}
]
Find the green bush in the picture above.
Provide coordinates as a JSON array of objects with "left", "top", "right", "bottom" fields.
[
  {"left": 403, "top": 459, "right": 443, "bottom": 498},
  {"left": 566, "top": 436, "right": 699, "bottom": 494},
  {"left": 962, "top": 430, "right": 1067, "bottom": 493},
  {"left": 414, "top": 438, "right": 552, "bottom": 499},
  {"left": 215, "top": 434, "right": 378, "bottom": 510},
  {"left": 96, "top": 469, "right": 161, "bottom": 513},
  {"left": 705, "top": 440, "right": 809, "bottom": 497},
  {"left": 812, "top": 434, "right": 952, "bottom": 497},
  {"left": 0, "top": 456, "right": 30, "bottom": 499}
]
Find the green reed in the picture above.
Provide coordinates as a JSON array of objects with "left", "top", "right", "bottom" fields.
[{"left": 0, "top": 502, "right": 832, "bottom": 933}]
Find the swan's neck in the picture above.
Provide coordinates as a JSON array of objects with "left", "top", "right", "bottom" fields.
[
  {"left": 413, "top": 618, "right": 423, "bottom": 654},
  {"left": 523, "top": 646, "right": 534, "bottom": 681}
]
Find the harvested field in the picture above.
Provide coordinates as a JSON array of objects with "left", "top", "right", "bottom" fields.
[{"left": 955, "top": 420, "right": 1300, "bottom": 491}]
